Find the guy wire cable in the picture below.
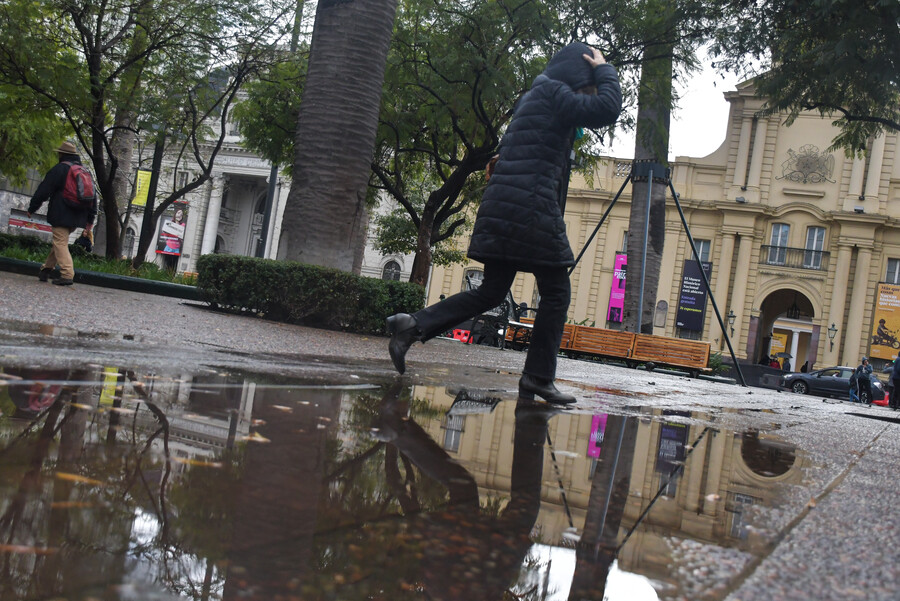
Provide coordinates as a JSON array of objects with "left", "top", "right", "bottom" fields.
[
  {"left": 546, "top": 429, "right": 575, "bottom": 529},
  {"left": 616, "top": 426, "right": 711, "bottom": 552}
]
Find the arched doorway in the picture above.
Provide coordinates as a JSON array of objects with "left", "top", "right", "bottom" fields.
[{"left": 753, "top": 290, "right": 818, "bottom": 371}]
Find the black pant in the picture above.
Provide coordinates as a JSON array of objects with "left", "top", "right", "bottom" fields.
[
  {"left": 858, "top": 379, "right": 872, "bottom": 404},
  {"left": 413, "top": 262, "right": 570, "bottom": 381}
]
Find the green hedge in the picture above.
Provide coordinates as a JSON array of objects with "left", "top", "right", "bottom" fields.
[{"left": 197, "top": 254, "right": 424, "bottom": 334}]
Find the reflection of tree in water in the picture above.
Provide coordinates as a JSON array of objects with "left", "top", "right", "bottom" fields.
[
  {"left": 319, "top": 387, "right": 474, "bottom": 530},
  {"left": 0, "top": 368, "right": 244, "bottom": 601},
  {"left": 295, "top": 382, "right": 550, "bottom": 601}
]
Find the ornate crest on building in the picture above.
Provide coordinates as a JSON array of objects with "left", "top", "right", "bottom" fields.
[{"left": 777, "top": 144, "right": 835, "bottom": 184}]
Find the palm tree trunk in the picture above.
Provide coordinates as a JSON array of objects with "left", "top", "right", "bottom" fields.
[
  {"left": 278, "top": 0, "right": 399, "bottom": 273},
  {"left": 623, "top": 46, "right": 673, "bottom": 334}
]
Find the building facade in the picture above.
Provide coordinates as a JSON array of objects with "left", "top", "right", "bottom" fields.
[{"left": 427, "top": 81, "right": 900, "bottom": 370}]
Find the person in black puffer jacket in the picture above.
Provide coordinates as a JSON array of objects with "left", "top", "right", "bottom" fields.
[
  {"left": 387, "top": 42, "right": 622, "bottom": 405},
  {"left": 27, "top": 140, "right": 98, "bottom": 286}
]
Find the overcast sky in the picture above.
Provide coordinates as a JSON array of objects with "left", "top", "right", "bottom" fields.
[{"left": 602, "top": 62, "right": 742, "bottom": 161}]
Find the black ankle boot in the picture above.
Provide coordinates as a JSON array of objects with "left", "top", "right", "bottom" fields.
[
  {"left": 386, "top": 313, "right": 420, "bottom": 375},
  {"left": 518, "top": 374, "right": 576, "bottom": 405}
]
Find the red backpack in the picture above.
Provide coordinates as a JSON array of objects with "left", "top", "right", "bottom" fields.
[{"left": 61, "top": 162, "right": 96, "bottom": 209}]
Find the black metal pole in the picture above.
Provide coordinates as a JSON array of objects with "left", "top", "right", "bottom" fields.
[
  {"left": 637, "top": 168, "right": 653, "bottom": 333},
  {"left": 669, "top": 180, "right": 747, "bottom": 386},
  {"left": 257, "top": 0, "right": 305, "bottom": 258},
  {"left": 138, "top": 132, "right": 166, "bottom": 263},
  {"left": 256, "top": 164, "right": 277, "bottom": 257}
]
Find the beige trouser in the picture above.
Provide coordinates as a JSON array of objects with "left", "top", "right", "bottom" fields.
[{"left": 43, "top": 226, "right": 75, "bottom": 279}]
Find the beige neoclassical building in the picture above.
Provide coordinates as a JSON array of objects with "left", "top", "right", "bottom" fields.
[{"left": 427, "top": 81, "right": 900, "bottom": 370}]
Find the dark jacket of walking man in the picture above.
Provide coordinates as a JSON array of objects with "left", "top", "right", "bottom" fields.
[
  {"left": 27, "top": 141, "right": 97, "bottom": 286},
  {"left": 386, "top": 42, "right": 623, "bottom": 405}
]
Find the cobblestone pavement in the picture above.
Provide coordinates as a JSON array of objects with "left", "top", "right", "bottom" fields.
[{"left": 1, "top": 269, "right": 899, "bottom": 600}]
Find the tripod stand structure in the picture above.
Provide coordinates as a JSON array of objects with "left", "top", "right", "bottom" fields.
[{"left": 568, "top": 160, "right": 747, "bottom": 386}]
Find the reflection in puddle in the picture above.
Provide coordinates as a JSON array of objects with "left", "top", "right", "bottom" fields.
[{"left": 0, "top": 365, "right": 807, "bottom": 600}]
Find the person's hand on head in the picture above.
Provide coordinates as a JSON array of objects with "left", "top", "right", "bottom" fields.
[{"left": 583, "top": 47, "right": 606, "bottom": 67}]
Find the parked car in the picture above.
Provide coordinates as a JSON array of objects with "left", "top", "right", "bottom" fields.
[{"left": 780, "top": 366, "right": 886, "bottom": 400}]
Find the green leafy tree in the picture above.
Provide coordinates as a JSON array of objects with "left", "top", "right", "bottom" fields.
[
  {"left": 371, "top": 0, "right": 565, "bottom": 286},
  {"left": 0, "top": 0, "right": 292, "bottom": 259},
  {"left": 712, "top": 0, "right": 900, "bottom": 153},
  {"left": 233, "top": 53, "right": 309, "bottom": 171},
  {"left": 579, "top": 0, "right": 728, "bottom": 333},
  {"left": 0, "top": 84, "right": 68, "bottom": 185}
]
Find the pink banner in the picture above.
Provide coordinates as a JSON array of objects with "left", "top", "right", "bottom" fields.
[
  {"left": 587, "top": 414, "right": 608, "bottom": 458},
  {"left": 607, "top": 253, "right": 626, "bottom": 322}
]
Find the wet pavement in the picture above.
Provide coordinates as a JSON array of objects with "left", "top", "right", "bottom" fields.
[{"left": 1, "top": 270, "right": 900, "bottom": 600}]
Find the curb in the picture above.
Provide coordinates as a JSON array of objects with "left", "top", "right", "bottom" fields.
[{"left": 0, "top": 256, "right": 204, "bottom": 301}]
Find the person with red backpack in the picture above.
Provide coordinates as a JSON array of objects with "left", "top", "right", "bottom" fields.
[{"left": 27, "top": 140, "right": 98, "bottom": 286}]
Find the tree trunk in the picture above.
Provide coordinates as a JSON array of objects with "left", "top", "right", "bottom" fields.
[
  {"left": 106, "top": 112, "right": 137, "bottom": 258},
  {"left": 278, "top": 0, "right": 399, "bottom": 273},
  {"left": 409, "top": 204, "right": 435, "bottom": 287},
  {"left": 623, "top": 46, "right": 673, "bottom": 334}
]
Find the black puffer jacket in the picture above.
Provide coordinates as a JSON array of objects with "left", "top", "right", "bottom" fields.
[
  {"left": 28, "top": 155, "right": 97, "bottom": 229},
  {"left": 467, "top": 42, "right": 622, "bottom": 270}
]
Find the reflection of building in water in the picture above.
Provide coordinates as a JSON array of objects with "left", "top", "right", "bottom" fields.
[
  {"left": 618, "top": 411, "right": 805, "bottom": 586},
  {"left": 412, "top": 386, "right": 805, "bottom": 560}
]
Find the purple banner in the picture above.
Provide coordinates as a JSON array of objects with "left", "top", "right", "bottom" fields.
[
  {"left": 607, "top": 253, "right": 627, "bottom": 323},
  {"left": 587, "top": 414, "right": 608, "bottom": 458}
]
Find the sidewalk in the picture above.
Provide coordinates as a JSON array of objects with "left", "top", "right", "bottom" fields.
[{"left": 1, "top": 269, "right": 899, "bottom": 600}]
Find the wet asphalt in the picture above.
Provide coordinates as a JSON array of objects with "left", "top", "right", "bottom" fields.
[{"left": 1, "top": 269, "right": 899, "bottom": 600}]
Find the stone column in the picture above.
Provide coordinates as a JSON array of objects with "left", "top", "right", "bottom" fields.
[
  {"left": 713, "top": 232, "right": 736, "bottom": 349},
  {"left": 847, "top": 156, "right": 866, "bottom": 197},
  {"left": 201, "top": 175, "right": 225, "bottom": 256},
  {"left": 863, "top": 134, "right": 886, "bottom": 200},
  {"left": 746, "top": 118, "right": 769, "bottom": 189},
  {"left": 728, "top": 234, "right": 754, "bottom": 356},
  {"left": 789, "top": 329, "right": 800, "bottom": 370},
  {"left": 843, "top": 246, "right": 872, "bottom": 365},
  {"left": 732, "top": 117, "right": 754, "bottom": 188},
  {"left": 826, "top": 244, "right": 853, "bottom": 364}
]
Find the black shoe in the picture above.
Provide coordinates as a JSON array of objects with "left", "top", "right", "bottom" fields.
[
  {"left": 515, "top": 399, "right": 565, "bottom": 418},
  {"left": 38, "top": 268, "right": 57, "bottom": 282},
  {"left": 518, "top": 374, "right": 576, "bottom": 405},
  {"left": 52, "top": 278, "right": 74, "bottom": 286},
  {"left": 386, "top": 313, "right": 420, "bottom": 375}
]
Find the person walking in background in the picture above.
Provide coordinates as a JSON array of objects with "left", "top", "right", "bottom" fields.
[
  {"left": 27, "top": 140, "right": 97, "bottom": 286},
  {"left": 386, "top": 42, "right": 622, "bottom": 405},
  {"left": 890, "top": 351, "right": 900, "bottom": 410},
  {"left": 855, "top": 357, "right": 874, "bottom": 405},
  {"left": 800, "top": 360, "right": 809, "bottom": 373},
  {"left": 783, "top": 358, "right": 792, "bottom": 372}
]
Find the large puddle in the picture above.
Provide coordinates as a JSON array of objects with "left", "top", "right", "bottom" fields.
[{"left": 0, "top": 365, "right": 808, "bottom": 600}]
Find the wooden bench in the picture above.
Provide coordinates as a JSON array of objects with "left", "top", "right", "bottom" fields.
[
  {"left": 559, "top": 322, "right": 576, "bottom": 350},
  {"left": 567, "top": 326, "right": 634, "bottom": 360},
  {"left": 505, "top": 317, "right": 534, "bottom": 349},
  {"left": 629, "top": 333, "right": 711, "bottom": 376}
]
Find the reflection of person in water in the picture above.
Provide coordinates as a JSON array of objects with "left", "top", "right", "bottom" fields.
[{"left": 313, "top": 384, "right": 551, "bottom": 599}]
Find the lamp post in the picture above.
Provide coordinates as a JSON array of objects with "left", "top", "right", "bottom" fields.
[
  {"left": 827, "top": 322, "right": 838, "bottom": 352},
  {"left": 727, "top": 310, "right": 736, "bottom": 338}
]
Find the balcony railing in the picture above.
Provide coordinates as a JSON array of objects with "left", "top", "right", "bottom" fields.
[{"left": 760, "top": 245, "right": 830, "bottom": 271}]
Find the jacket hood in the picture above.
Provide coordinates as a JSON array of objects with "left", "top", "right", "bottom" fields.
[{"left": 542, "top": 42, "right": 594, "bottom": 91}]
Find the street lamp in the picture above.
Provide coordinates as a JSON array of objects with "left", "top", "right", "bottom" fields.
[
  {"left": 827, "top": 323, "right": 838, "bottom": 351},
  {"left": 727, "top": 310, "right": 736, "bottom": 338}
]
